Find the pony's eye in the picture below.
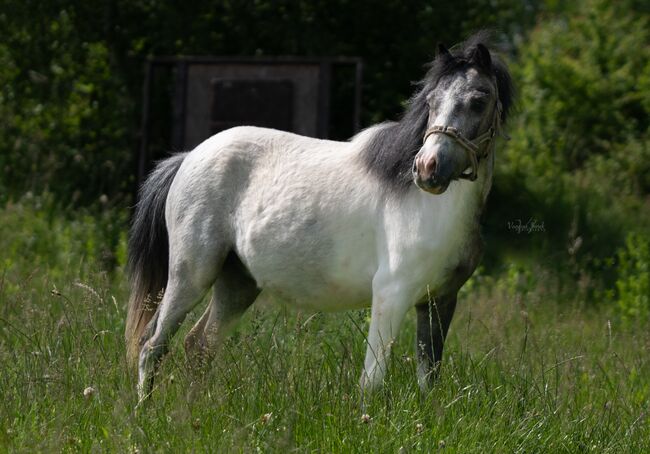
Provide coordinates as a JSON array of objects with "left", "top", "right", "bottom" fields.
[{"left": 469, "top": 96, "right": 488, "bottom": 112}]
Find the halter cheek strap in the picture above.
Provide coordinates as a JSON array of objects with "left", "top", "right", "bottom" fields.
[{"left": 422, "top": 99, "right": 503, "bottom": 182}]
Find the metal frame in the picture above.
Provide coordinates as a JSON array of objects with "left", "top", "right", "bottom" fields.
[{"left": 138, "top": 56, "right": 363, "bottom": 186}]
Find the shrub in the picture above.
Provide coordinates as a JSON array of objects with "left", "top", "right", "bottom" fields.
[
  {"left": 614, "top": 233, "right": 650, "bottom": 323},
  {"left": 490, "top": 0, "right": 650, "bottom": 275},
  {"left": 0, "top": 193, "right": 127, "bottom": 289}
]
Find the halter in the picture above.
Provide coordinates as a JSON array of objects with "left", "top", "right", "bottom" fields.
[{"left": 422, "top": 97, "right": 503, "bottom": 181}]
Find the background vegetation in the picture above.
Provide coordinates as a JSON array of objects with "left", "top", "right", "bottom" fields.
[{"left": 1, "top": 0, "right": 649, "bottom": 451}]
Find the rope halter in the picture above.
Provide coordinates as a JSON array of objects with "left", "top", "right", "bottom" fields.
[{"left": 421, "top": 97, "right": 503, "bottom": 182}]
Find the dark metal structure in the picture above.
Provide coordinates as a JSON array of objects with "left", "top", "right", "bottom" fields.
[{"left": 138, "top": 56, "right": 363, "bottom": 186}]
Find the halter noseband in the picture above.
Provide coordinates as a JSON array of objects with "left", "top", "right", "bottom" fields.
[{"left": 422, "top": 98, "right": 503, "bottom": 182}]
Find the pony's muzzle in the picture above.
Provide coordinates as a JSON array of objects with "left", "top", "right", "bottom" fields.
[
  {"left": 413, "top": 147, "right": 449, "bottom": 194},
  {"left": 414, "top": 153, "right": 437, "bottom": 181}
]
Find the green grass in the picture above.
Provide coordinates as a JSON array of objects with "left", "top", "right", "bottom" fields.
[{"left": 2, "top": 204, "right": 650, "bottom": 452}]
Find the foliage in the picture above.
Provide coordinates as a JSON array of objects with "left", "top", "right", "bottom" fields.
[
  {"left": 0, "top": 8, "right": 133, "bottom": 205},
  {"left": 490, "top": 0, "right": 650, "bottom": 278},
  {"left": 0, "top": 0, "right": 538, "bottom": 205},
  {"left": 614, "top": 233, "right": 650, "bottom": 324},
  {"left": 508, "top": 1, "right": 649, "bottom": 175},
  {"left": 0, "top": 194, "right": 127, "bottom": 289},
  {"left": 503, "top": 0, "right": 649, "bottom": 181}
]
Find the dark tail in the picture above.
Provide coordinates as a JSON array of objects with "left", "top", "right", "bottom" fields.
[{"left": 125, "top": 152, "right": 188, "bottom": 367}]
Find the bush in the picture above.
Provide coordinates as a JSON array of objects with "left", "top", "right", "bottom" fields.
[
  {"left": 0, "top": 194, "right": 127, "bottom": 292},
  {"left": 490, "top": 0, "right": 650, "bottom": 276},
  {"left": 0, "top": 1, "right": 538, "bottom": 206},
  {"left": 614, "top": 233, "right": 650, "bottom": 323},
  {"left": 503, "top": 0, "right": 649, "bottom": 179},
  {"left": 0, "top": 9, "right": 134, "bottom": 205}
]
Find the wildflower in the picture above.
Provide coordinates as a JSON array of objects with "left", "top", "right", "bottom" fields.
[
  {"left": 360, "top": 413, "right": 371, "bottom": 424},
  {"left": 261, "top": 412, "right": 272, "bottom": 424},
  {"left": 416, "top": 423, "right": 424, "bottom": 433},
  {"left": 83, "top": 386, "right": 96, "bottom": 399}
]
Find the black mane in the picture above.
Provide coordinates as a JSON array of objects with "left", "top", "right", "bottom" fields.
[{"left": 360, "top": 32, "right": 514, "bottom": 190}]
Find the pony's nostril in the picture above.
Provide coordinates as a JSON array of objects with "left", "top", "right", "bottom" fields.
[
  {"left": 424, "top": 157, "right": 437, "bottom": 178},
  {"left": 414, "top": 155, "right": 438, "bottom": 180}
]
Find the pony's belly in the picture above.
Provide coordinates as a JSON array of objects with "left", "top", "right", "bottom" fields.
[
  {"left": 240, "top": 230, "right": 376, "bottom": 311},
  {"left": 246, "top": 252, "right": 375, "bottom": 311},
  {"left": 264, "top": 277, "right": 372, "bottom": 312},
  {"left": 235, "top": 185, "right": 378, "bottom": 311}
]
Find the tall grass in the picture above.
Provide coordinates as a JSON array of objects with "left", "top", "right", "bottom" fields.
[{"left": 1, "top": 201, "right": 649, "bottom": 452}]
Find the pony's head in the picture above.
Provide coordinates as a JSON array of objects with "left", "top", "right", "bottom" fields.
[{"left": 412, "top": 38, "right": 513, "bottom": 194}]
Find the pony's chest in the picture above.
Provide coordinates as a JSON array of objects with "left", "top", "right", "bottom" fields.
[
  {"left": 413, "top": 219, "right": 471, "bottom": 274},
  {"left": 386, "top": 189, "right": 479, "bottom": 291}
]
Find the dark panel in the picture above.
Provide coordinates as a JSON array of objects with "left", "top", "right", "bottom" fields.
[{"left": 211, "top": 79, "right": 294, "bottom": 133}]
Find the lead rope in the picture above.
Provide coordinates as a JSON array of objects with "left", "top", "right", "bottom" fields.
[{"left": 422, "top": 97, "right": 503, "bottom": 181}]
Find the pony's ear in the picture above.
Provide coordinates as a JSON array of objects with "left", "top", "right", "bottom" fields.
[
  {"left": 471, "top": 43, "right": 492, "bottom": 70},
  {"left": 436, "top": 42, "right": 452, "bottom": 59}
]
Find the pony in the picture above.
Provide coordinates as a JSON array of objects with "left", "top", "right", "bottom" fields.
[{"left": 125, "top": 33, "right": 514, "bottom": 402}]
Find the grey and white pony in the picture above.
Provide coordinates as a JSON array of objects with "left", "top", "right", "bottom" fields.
[{"left": 125, "top": 33, "right": 513, "bottom": 401}]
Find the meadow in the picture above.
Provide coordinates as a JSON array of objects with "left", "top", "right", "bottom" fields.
[
  {"left": 1, "top": 200, "right": 649, "bottom": 452},
  {"left": 2, "top": 0, "right": 649, "bottom": 451}
]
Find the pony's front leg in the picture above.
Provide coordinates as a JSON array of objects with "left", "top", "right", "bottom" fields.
[
  {"left": 359, "top": 282, "right": 412, "bottom": 392},
  {"left": 415, "top": 293, "right": 458, "bottom": 391}
]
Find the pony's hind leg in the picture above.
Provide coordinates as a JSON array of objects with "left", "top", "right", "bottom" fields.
[
  {"left": 184, "top": 304, "right": 212, "bottom": 361},
  {"left": 137, "top": 246, "right": 226, "bottom": 401},
  {"left": 184, "top": 252, "right": 260, "bottom": 364}
]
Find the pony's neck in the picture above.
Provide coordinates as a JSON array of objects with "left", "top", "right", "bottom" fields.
[{"left": 416, "top": 150, "right": 494, "bottom": 224}]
